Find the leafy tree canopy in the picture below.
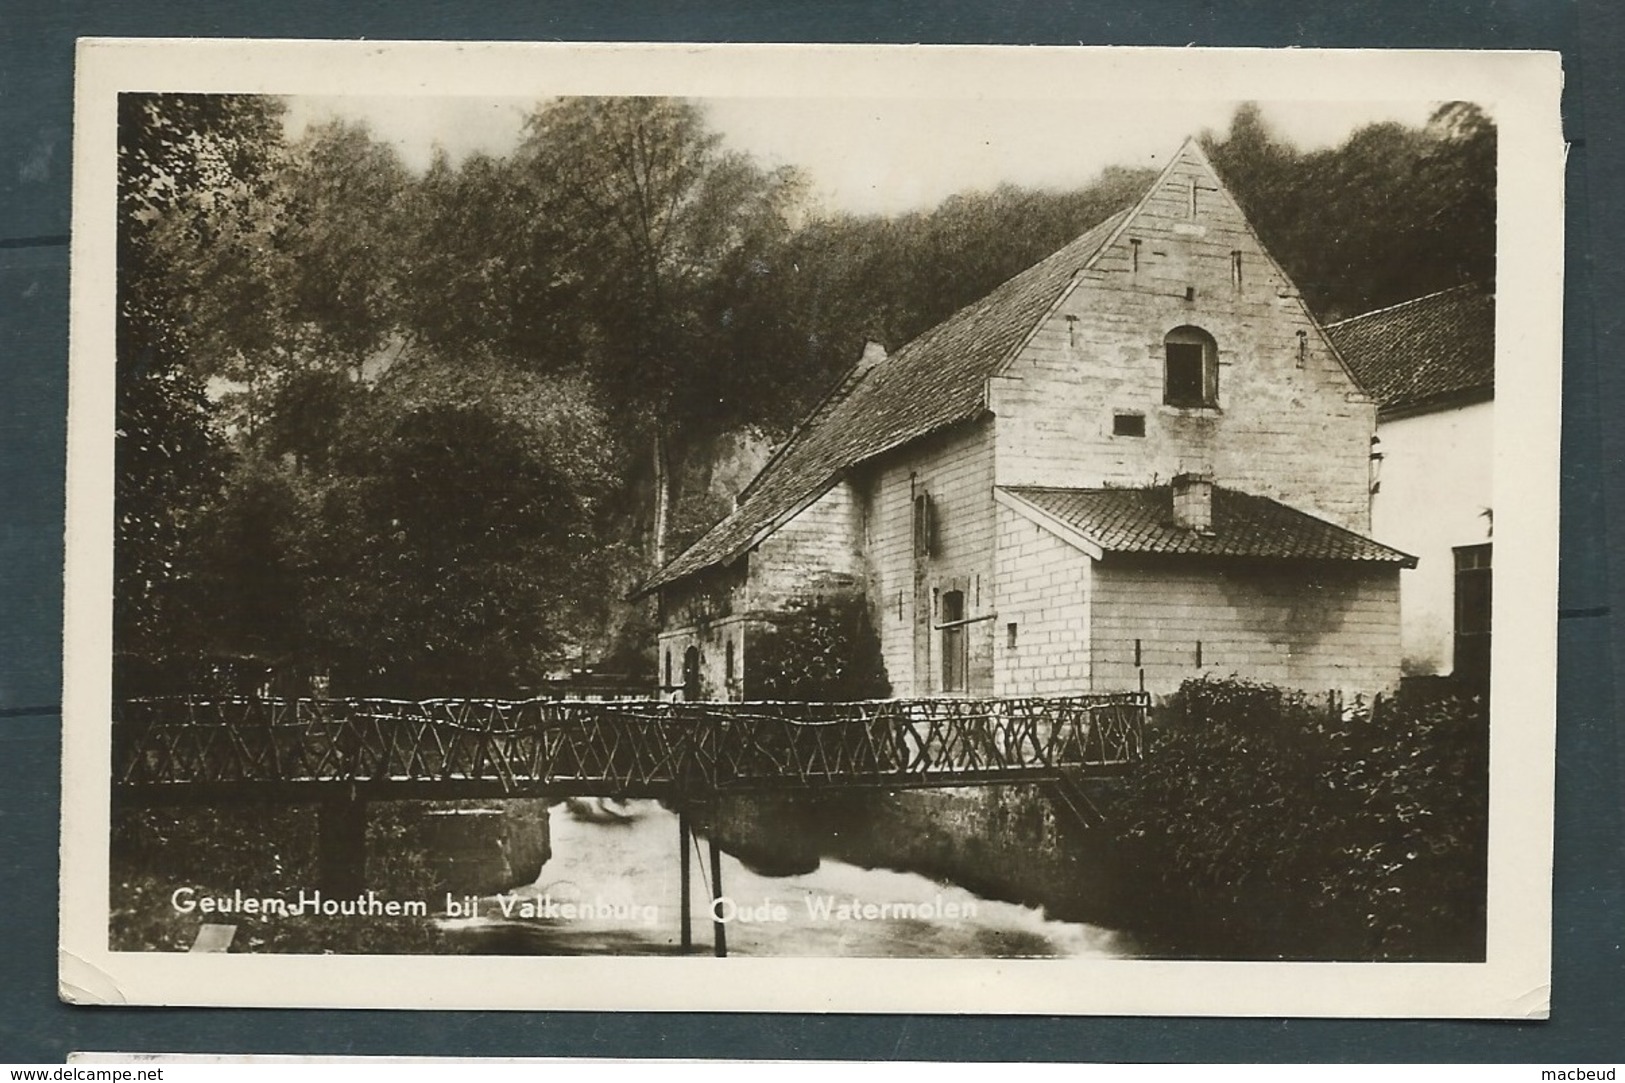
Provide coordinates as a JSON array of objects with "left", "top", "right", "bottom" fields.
[
  {"left": 115, "top": 94, "right": 286, "bottom": 671},
  {"left": 1203, "top": 101, "right": 1495, "bottom": 321}
]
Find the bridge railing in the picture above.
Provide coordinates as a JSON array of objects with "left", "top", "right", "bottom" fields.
[{"left": 112, "top": 692, "right": 1147, "bottom": 800}]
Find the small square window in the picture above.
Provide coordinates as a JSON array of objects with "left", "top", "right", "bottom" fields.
[{"left": 1113, "top": 413, "right": 1146, "bottom": 437}]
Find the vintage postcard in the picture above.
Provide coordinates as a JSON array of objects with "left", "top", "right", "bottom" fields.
[{"left": 61, "top": 40, "right": 1563, "bottom": 1015}]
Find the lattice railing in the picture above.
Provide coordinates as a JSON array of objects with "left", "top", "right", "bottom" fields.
[{"left": 112, "top": 692, "right": 1147, "bottom": 801}]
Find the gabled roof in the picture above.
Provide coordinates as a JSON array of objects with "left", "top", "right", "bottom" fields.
[
  {"left": 1324, "top": 283, "right": 1494, "bottom": 417},
  {"left": 638, "top": 204, "right": 1135, "bottom": 594},
  {"left": 999, "top": 485, "right": 1416, "bottom": 566}
]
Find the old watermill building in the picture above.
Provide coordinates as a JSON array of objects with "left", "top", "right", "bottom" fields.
[{"left": 642, "top": 138, "right": 1417, "bottom": 702}]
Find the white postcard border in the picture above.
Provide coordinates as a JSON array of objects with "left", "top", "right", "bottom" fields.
[{"left": 61, "top": 39, "right": 1564, "bottom": 1017}]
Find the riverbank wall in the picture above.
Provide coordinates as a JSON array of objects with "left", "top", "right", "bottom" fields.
[
  {"left": 699, "top": 783, "right": 1121, "bottom": 924},
  {"left": 394, "top": 799, "right": 552, "bottom": 898}
]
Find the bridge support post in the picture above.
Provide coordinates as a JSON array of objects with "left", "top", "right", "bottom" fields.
[
  {"left": 709, "top": 835, "right": 726, "bottom": 958},
  {"left": 317, "top": 795, "right": 367, "bottom": 899},
  {"left": 678, "top": 810, "right": 692, "bottom": 954}
]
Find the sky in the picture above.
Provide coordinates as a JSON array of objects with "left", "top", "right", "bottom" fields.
[{"left": 280, "top": 96, "right": 1442, "bottom": 218}]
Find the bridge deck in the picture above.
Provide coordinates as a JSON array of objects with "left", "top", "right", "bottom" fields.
[{"left": 112, "top": 693, "right": 1147, "bottom": 805}]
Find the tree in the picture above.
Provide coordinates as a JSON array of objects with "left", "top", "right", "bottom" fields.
[
  {"left": 204, "top": 119, "right": 412, "bottom": 466},
  {"left": 115, "top": 93, "right": 285, "bottom": 687},
  {"left": 1203, "top": 101, "right": 1496, "bottom": 321},
  {"left": 513, "top": 97, "right": 805, "bottom": 567},
  {"left": 120, "top": 97, "right": 657, "bottom": 695},
  {"left": 290, "top": 375, "right": 626, "bottom": 697},
  {"left": 272, "top": 120, "right": 411, "bottom": 363},
  {"left": 1413, "top": 102, "right": 1496, "bottom": 290},
  {"left": 119, "top": 96, "right": 1496, "bottom": 697},
  {"left": 395, "top": 150, "right": 579, "bottom": 367}
]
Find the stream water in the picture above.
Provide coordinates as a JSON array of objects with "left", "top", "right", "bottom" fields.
[{"left": 442, "top": 799, "right": 1133, "bottom": 958}]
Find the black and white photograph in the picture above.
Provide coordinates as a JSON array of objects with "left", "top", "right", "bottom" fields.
[{"left": 60, "top": 41, "right": 1563, "bottom": 1015}]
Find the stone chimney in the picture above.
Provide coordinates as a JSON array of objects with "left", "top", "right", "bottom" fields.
[
  {"left": 855, "top": 339, "right": 888, "bottom": 374},
  {"left": 1171, "top": 473, "right": 1216, "bottom": 536}
]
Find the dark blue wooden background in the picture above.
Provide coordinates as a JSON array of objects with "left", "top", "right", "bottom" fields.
[{"left": 2, "top": 0, "right": 1620, "bottom": 1062}]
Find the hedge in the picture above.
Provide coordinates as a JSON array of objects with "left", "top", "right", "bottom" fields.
[
  {"left": 1108, "top": 675, "right": 1489, "bottom": 961},
  {"left": 745, "top": 594, "right": 891, "bottom": 702}
]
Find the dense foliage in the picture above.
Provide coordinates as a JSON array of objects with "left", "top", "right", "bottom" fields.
[
  {"left": 110, "top": 803, "right": 455, "bottom": 953},
  {"left": 115, "top": 94, "right": 283, "bottom": 673},
  {"left": 1203, "top": 102, "right": 1495, "bottom": 322},
  {"left": 745, "top": 596, "right": 892, "bottom": 702},
  {"left": 115, "top": 96, "right": 1495, "bottom": 696},
  {"left": 1110, "top": 676, "right": 1489, "bottom": 960}
]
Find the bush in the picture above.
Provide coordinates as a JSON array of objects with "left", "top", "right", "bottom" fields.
[
  {"left": 745, "top": 595, "right": 891, "bottom": 702},
  {"left": 1110, "top": 675, "right": 1488, "bottom": 960},
  {"left": 110, "top": 802, "right": 458, "bottom": 954}
]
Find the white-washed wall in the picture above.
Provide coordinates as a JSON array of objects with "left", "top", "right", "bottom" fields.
[
  {"left": 742, "top": 480, "right": 866, "bottom": 613},
  {"left": 988, "top": 145, "right": 1376, "bottom": 533},
  {"left": 1090, "top": 560, "right": 1402, "bottom": 696},
  {"left": 861, "top": 422, "right": 997, "bottom": 696},
  {"left": 1370, "top": 401, "right": 1493, "bottom": 676},
  {"left": 992, "top": 504, "right": 1094, "bottom": 694}
]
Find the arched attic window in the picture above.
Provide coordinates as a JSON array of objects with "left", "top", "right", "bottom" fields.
[{"left": 1164, "top": 325, "right": 1219, "bottom": 408}]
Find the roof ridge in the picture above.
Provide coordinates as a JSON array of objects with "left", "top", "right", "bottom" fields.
[
  {"left": 1181, "top": 137, "right": 1370, "bottom": 398},
  {"left": 739, "top": 200, "right": 1140, "bottom": 507},
  {"left": 711, "top": 200, "right": 1142, "bottom": 517},
  {"left": 988, "top": 206, "right": 1139, "bottom": 378},
  {"left": 647, "top": 139, "right": 1361, "bottom": 595},
  {"left": 1324, "top": 281, "right": 1487, "bottom": 329},
  {"left": 1006, "top": 482, "right": 1415, "bottom": 566},
  {"left": 735, "top": 362, "right": 869, "bottom": 504},
  {"left": 990, "top": 147, "right": 1198, "bottom": 379},
  {"left": 888, "top": 202, "right": 1136, "bottom": 363},
  {"left": 1325, "top": 281, "right": 1494, "bottom": 411}
]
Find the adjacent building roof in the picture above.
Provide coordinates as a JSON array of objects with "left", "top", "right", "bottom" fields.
[
  {"left": 1324, "top": 282, "right": 1494, "bottom": 417},
  {"left": 999, "top": 484, "right": 1416, "bottom": 566},
  {"left": 638, "top": 205, "right": 1135, "bottom": 594}
]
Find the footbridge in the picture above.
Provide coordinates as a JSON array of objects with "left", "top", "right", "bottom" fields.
[{"left": 113, "top": 692, "right": 1147, "bottom": 805}]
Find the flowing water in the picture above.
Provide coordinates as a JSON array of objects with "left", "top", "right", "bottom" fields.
[{"left": 442, "top": 799, "right": 1133, "bottom": 958}]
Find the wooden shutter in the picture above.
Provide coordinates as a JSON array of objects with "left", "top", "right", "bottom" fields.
[{"left": 913, "top": 492, "right": 936, "bottom": 558}]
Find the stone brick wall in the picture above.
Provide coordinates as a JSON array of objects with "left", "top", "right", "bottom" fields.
[
  {"left": 988, "top": 142, "right": 1376, "bottom": 533},
  {"left": 661, "top": 561, "right": 744, "bottom": 631},
  {"left": 1090, "top": 558, "right": 1402, "bottom": 696},
  {"left": 658, "top": 482, "right": 865, "bottom": 702},
  {"left": 656, "top": 614, "right": 756, "bottom": 702},
  {"left": 992, "top": 503, "right": 1094, "bottom": 695},
  {"left": 742, "top": 480, "right": 865, "bottom": 613},
  {"left": 858, "top": 422, "right": 997, "bottom": 696}
]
